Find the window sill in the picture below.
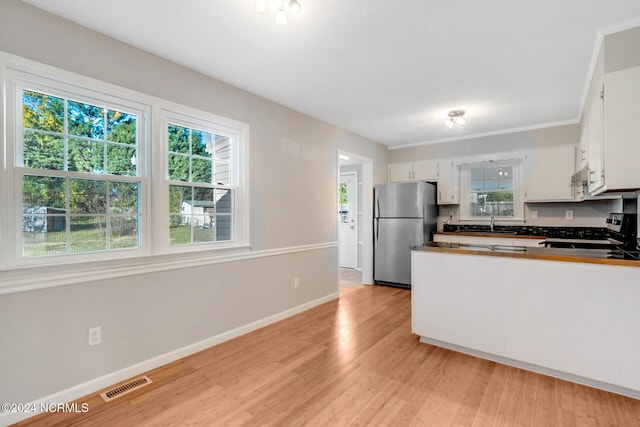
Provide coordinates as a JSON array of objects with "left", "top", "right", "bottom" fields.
[{"left": 0, "top": 241, "right": 338, "bottom": 295}]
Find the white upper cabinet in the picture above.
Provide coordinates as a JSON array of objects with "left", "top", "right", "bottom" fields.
[
  {"left": 599, "top": 65, "right": 640, "bottom": 193},
  {"left": 581, "top": 30, "right": 640, "bottom": 196},
  {"left": 388, "top": 162, "right": 414, "bottom": 182},
  {"left": 412, "top": 159, "right": 438, "bottom": 181},
  {"left": 388, "top": 159, "right": 437, "bottom": 182},
  {"left": 436, "top": 158, "right": 459, "bottom": 205},
  {"left": 523, "top": 144, "right": 577, "bottom": 202}
]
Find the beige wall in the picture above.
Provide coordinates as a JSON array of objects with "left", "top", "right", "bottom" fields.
[
  {"left": 0, "top": 0, "right": 388, "bottom": 409},
  {"left": 604, "top": 25, "right": 640, "bottom": 73},
  {"left": 389, "top": 124, "right": 579, "bottom": 163}
]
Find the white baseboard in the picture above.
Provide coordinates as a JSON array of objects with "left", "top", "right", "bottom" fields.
[
  {"left": 419, "top": 336, "right": 640, "bottom": 401},
  {"left": 0, "top": 291, "right": 339, "bottom": 426}
]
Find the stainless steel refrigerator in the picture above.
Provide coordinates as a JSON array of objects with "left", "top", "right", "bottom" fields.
[{"left": 374, "top": 181, "right": 437, "bottom": 288}]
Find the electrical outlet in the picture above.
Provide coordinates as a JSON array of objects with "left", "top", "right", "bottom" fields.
[
  {"left": 293, "top": 277, "right": 300, "bottom": 289},
  {"left": 565, "top": 210, "right": 574, "bottom": 220},
  {"left": 88, "top": 327, "right": 101, "bottom": 346},
  {"left": 531, "top": 210, "right": 539, "bottom": 219}
]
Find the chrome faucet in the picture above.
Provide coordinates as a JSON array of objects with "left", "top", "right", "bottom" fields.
[{"left": 490, "top": 213, "right": 495, "bottom": 232}]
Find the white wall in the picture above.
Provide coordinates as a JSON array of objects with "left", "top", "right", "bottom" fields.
[{"left": 0, "top": 0, "right": 388, "bottom": 411}]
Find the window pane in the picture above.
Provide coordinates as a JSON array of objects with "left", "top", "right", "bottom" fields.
[
  {"left": 169, "top": 185, "right": 191, "bottom": 214},
  {"left": 214, "top": 162, "right": 231, "bottom": 186},
  {"left": 470, "top": 168, "right": 484, "bottom": 180},
  {"left": 110, "top": 216, "right": 139, "bottom": 249},
  {"left": 215, "top": 189, "right": 232, "bottom": 214},
  {"left": 194, "top": 187, "right": 214, "bottom": 206},
  {"left": 70, "top": 216, "right": 106, "bottom": 253},
  {"left": 22, "top": 217, "right": 67, "bottom": 257},
  {"left": 110, "top": 182, "right": 139, "bottom": 214},
  {"left": 169, "top": 214, "right": 192, "bottom": 245},
  {"left": 68, "top": 100, "right": 104, "bottom": 139},
  {"left": 214, "top": 135, "right": 231, "bottom": 161},
  {"left": 68, "top": 138, "right": 104, "bottom": 173},
  {"left": 168, "top": 124, "right": 189, "bottom": 153},
  {"left": 23, "top": 131, "right": 64, "bottom": 170},
  {"left": 484, "top": 178, "right": 499, "bottom": 190},
  {"left": 23, "top": 175, "right": 66, "bottom": 210},
  {"left": 192, "top": 158, "right": 212, "bottom": 183},
  {"left": 193, "top": 216, "right": 215, "bottom": 243},
  {"left": 192, "top": 129, "right": 213, "bottom": 158},
  {"left": 107, "top": 144, "right": 137, "bottom": 176},
  {"left": 23, "top": 90, "right": 64, "bottom": 132},
  {"left": 168, "top": 153, "right": 189, "bottom": 181},
  {"left": 70, "top": 179, "right": 106, "bottom": 214},
  {"left": 469, "top": 191, "right": 515, "bottom": 217},
  {"left": 107, "top": 110, "right": 136, "bottom": 145},
  {"left": 470, "top": 179, "right": 484, "bottom": 191},
  {"left": 216, "top": 215, "right": 232, "bottom": 241}
]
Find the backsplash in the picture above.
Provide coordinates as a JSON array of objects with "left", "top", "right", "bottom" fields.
[{"left": 442, "top": 223, "right": 609, "bottom": 239}]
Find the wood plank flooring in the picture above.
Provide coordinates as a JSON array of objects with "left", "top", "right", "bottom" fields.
[{"left": 14, "top": 284, "right": 640, "bottom": 426}]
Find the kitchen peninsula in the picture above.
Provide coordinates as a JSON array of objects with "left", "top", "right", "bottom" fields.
[{"left": 411, "top": 243, "right": 640, "bottom": 399}]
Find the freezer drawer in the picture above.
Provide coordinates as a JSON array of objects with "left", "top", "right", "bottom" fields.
[{"left": 374, "top": 218, "right": 424, "bottom": 286}]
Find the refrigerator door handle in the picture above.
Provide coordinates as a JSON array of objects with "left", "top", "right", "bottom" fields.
[{"left": 375, "top": 219, "right": 379, "bottom": 247}]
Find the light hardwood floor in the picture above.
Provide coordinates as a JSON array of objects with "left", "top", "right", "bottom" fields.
[{"left": 15, "top": 285, "right": 640, "bottom": 426}]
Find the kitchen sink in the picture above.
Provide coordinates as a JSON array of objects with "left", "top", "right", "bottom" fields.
[{"left": 457, "top": 243, "right": 526, "bottom": 252}]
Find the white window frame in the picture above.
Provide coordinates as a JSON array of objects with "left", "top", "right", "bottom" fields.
[
  {"left": 459, "top": 159, "right": 524, "bottom": 222},
  {"left": 155, "top": 107, "right": 250, "bottom": 254},
  {"left": 0, "top": 53, "right": 250, "bottom": 273},
  {"left": 5, "top": 68, "right": 151, "bottom": 267}
]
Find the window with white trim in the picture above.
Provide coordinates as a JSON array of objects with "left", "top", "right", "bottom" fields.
[
  {"left": 460, "top": 160, "right": 523, "bottom": 220},
  {"left": 1, "top": 59, "right": 249, "bottom": 270},
  {"left": 16, "top": 84, "right": 145, "bottom": 258},
  {"left": 162, "top": 110, "right": 242, "bottom": 248}
]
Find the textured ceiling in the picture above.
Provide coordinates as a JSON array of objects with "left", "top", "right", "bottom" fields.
[{"left": 21, "top": 0, "right": 640, "bottom": 148}]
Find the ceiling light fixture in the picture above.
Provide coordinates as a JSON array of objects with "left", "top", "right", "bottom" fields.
[
  {"left": 255, "top": 0, "right": 301, "bottom": 25},
  {"left": 444, "top": 110, "right": 466, "bottom": 128}
]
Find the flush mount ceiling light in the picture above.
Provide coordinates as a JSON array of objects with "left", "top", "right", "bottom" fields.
[
  {"left": 444, "top": 110, "right": 466, "bottom": 128},
  {"left": 255, "top": 0, "right": 301, "bottom": 25}
]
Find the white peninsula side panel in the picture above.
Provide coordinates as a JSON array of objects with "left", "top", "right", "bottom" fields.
[{"left": 411, "top": 249, "right": 640, "bottom": 398}]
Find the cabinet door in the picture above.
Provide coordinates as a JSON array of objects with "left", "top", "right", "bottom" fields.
[
  {"left": 388, "top": 162, "right": 414, "bottom": 182},
  {"left": 437, "top": 159, "right": 459, "bottom": 205},
  {"left": 523, "top": 144, "right": 576, "bottom": 201},
  {"left": 587, "top": 85, "right": 605, "bottom": 194},
  {"left": 412, "top": 159, "right": 438, "bottom": 181},
  {"left": 603, "top": 66, "right": 640, "bottom": 190}
]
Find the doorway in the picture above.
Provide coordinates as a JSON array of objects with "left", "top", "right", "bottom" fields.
[
  {"left": 339, "top": 172, "right": 358, "bottom": 269},
  {"left": 338, "top": 151, "right": 373, "bottom": 285}
]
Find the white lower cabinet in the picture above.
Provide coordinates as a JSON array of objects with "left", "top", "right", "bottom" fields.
[{"left": 412, "top": 249, "right": 640, "bottom": 396}]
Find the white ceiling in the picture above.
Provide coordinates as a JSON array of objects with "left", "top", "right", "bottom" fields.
[{"left": 21, "top": 0, "right": 640, "bottom": 148}]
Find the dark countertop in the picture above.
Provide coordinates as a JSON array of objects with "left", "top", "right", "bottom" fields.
[
  {"left": 435, "top": 231, "right": 546, "bottom": 240},
  {"left": 414, "top": 242, "right": 640, "bottom": 268}
]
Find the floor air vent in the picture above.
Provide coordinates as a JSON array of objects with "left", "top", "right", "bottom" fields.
[{"left": 99, "top": 375, "right": 153, "bottom": 402}]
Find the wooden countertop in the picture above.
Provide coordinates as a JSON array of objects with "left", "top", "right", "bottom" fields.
[
  {"left": 416, "top": 242, "right": 640, "bottom": 268},
  {"left": 434, "top": 231, "right": 546, "bottom": 240}
]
